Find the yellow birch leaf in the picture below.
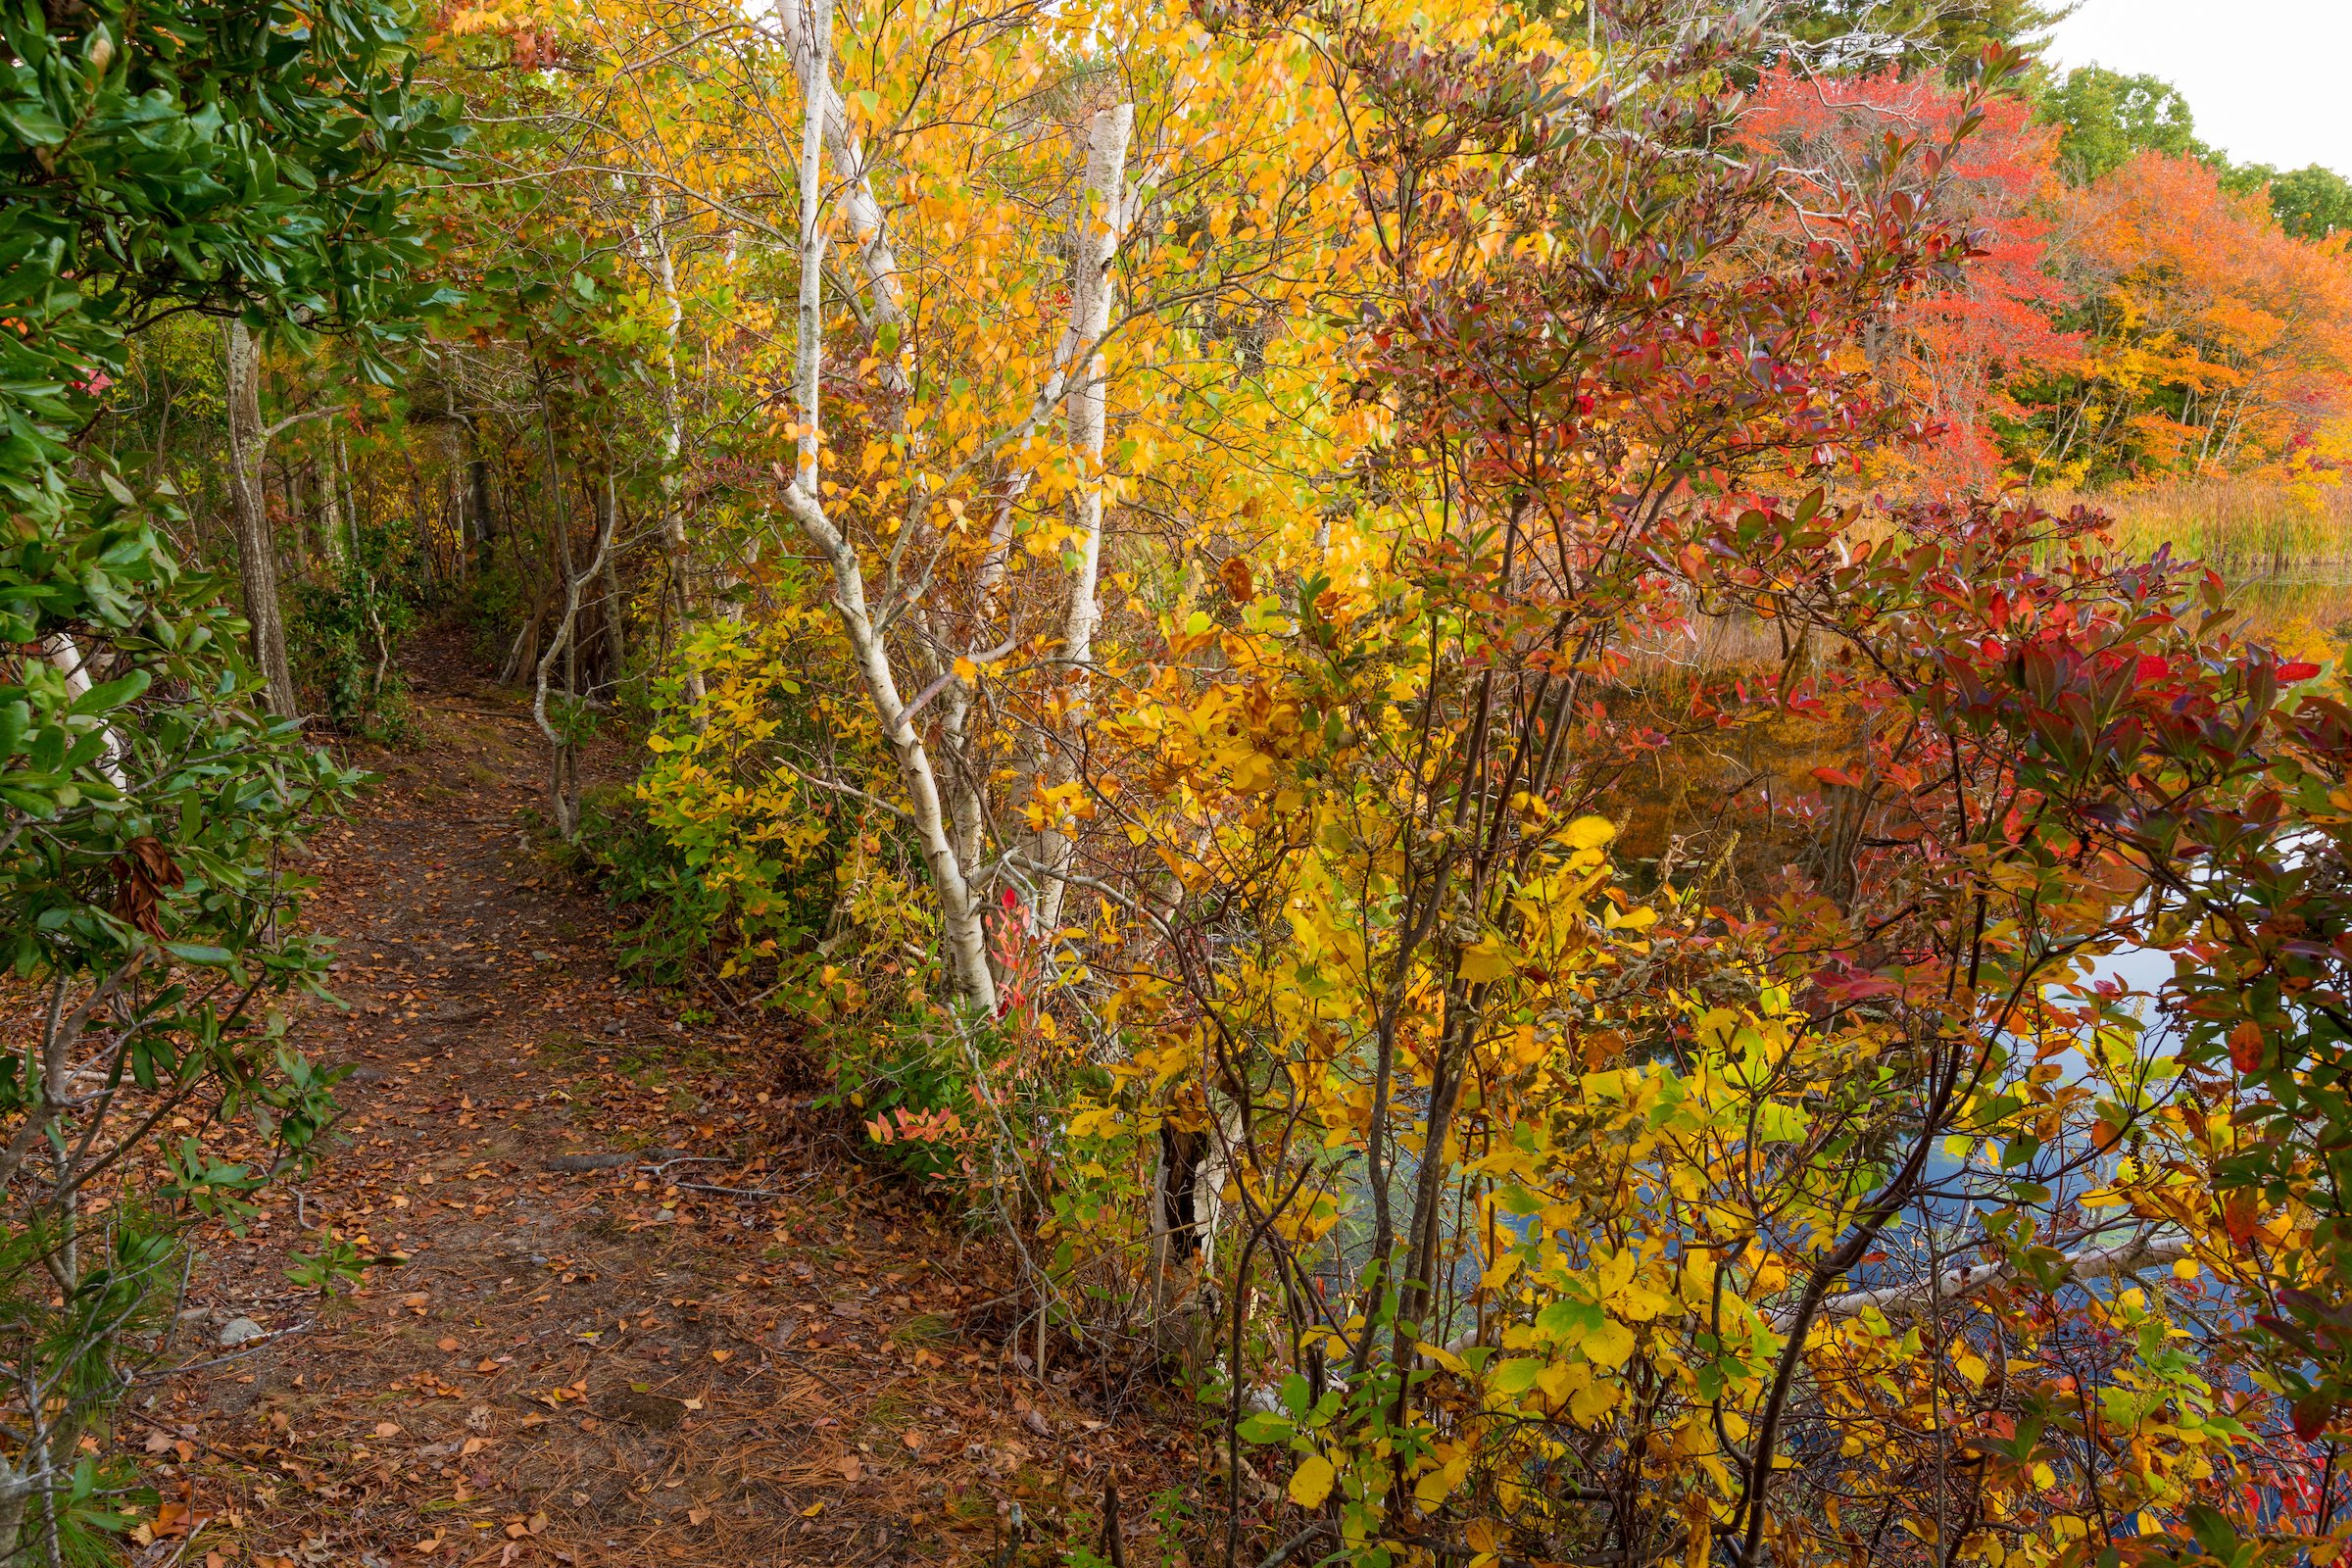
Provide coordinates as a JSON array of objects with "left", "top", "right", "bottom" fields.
[
  {"left": 1288, "top": 1453, "right": 1337, "bottom": 1508},
  {"left": 1563, "top": 814, "right": 1616, "bottom": 850},
  {"left": 1459, "top": 935, "right": 1515, "bottom": 983},
  {"left": 1584, "top": 1316, "right": 1637, "bottom": 1370}
]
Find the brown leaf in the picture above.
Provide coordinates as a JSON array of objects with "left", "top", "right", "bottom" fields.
[
  {"left": 110, "top": 837, "right": 184, "bottom": 939},
  {"left": 1219, "top": 556, "right": 1255, "bottom": 603}
]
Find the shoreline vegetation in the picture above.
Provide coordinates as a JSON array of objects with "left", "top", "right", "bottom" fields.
[
  {"left": 11, "top": 0, "right": 2352, "bottom": 1564},
  {"left": 2043, "top": 474, "right": 2352, "bottom": 572}
]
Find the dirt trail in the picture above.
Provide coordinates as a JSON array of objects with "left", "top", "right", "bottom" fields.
[{"left": 132, "top": 646, "right": 1184, "bottom": 1568}]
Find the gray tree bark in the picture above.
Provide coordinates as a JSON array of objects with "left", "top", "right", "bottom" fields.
[{"left": 222, "top": 318, "right": 298, "bottom": 718}]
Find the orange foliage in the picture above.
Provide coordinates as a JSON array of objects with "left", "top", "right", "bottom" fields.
[
  {"left": 2044, "top": 151, "right": 2352, "bottom": 483},
  {"left": 1744, "top": 73, "right": 2352, "bottom": 495},
  {"left": 1744, "top": 69, "right": 2082, "bottom": 494}
]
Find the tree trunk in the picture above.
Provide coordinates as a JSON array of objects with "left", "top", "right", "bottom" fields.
[
  {"left": 469, "top": 448, "right": 496, "bottom": 562},
  {"left": 641, "top": 192, "right": 709, "bottom": 712},
  {"left": 778, "top": 0, "right": 908, "bottom": 388},
  {"left": 602, "top": 537, "right": 627, "bottom": 690},
  {"left": 222, "top": 318, "right": 297, "bottom": 718},
  {"left": 1036, "top": 104, "right": 1135, "bottom": 935},
  {"left": 534, "top": 494, "right": 614, "bottom": 839},
  {"left": 776, "top": 0, "right": 999, "bottom": 1014},
  {"left": 318, "top": 437, "right": 347, "bottom": 577}
]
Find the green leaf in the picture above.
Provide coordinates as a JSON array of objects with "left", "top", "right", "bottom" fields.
[
  {"left": 1490, "top": 1356, "right": 1544, "bottom": 1395},
  {"left": 1236, "top": 1411, "right": 1293, "bottom": 1445},
  {"left": 70, "top": 669, "right": 149, "bottom": 715}
]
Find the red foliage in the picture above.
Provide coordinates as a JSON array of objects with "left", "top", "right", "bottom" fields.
[{"left": 1742, "top": 68, "right": 2082, "bottom": 494}]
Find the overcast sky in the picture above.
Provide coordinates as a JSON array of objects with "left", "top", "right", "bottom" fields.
[{"left": 2042, "top": 0, "right": 2352, "bottom": 172}]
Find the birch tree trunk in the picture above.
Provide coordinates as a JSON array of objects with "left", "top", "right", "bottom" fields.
[
  {"left": 776, "top": 0, "right": 907, "bottom": 389},
  {"left": 1035, "top": 105, "right": 1134, "bottom": 935},
  {"left": 639, "top": 193, "right": 709, "bottom": 716},
  {"left": 776, "top": 0, "right": 999, "bottom": 1014},
  {"left": 222, "top": 318, "right": 297, "bottom": 719},
  {"left": 39, "top": 635, "right": 125, "bottom": 790}
]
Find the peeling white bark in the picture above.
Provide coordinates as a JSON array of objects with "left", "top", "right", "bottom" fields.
[
  {"left": 1036, "top": 104, "right": 1135, "bottom": 935},
  {"left": 778, "top": 0, "right": 998, "bottom": 1013},
  {"left": 40, "top": 634, "right": 126, "bottom": 790},
  {"left": 775, "top": 0, "right": 907, "bottom": 389},
  {"left": 639, "top": 191, "right": 707, "bottom": 710}
]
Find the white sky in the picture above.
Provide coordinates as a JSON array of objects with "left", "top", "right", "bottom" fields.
[{"left": 2042, "top": 0, "right": 2352, "bottom": 172}]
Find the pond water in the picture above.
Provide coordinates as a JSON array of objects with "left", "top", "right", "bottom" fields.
[{"left": 2232, "top": 569, "right": 2352, "bottom": 636}]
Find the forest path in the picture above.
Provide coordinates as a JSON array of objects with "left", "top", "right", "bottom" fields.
[{"left": 136, "top": 645, "right": 1173, "bottom": 1568}]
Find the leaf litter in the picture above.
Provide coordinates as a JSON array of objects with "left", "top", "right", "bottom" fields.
[{"left": 129, "top": 641, "right": 1201, "bottom": 1568}]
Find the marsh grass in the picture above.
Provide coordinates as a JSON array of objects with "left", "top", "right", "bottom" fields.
[{"left": 2032, "top": 476, "right": 2352, "bottom": 572}]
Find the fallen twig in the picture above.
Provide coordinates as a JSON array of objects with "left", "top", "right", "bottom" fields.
[{"left": 163, "top": 1318, "right": 314, "bottom": 1376}]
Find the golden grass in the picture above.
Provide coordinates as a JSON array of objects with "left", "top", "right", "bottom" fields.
[{"left": 2027, "top": 476, "right": 2352, "bottom": 571}]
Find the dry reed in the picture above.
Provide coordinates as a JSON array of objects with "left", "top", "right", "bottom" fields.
[{"left": 2027, "top": 475, "right": 2352, "bottom": 572}]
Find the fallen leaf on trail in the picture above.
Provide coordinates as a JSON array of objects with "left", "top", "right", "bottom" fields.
[
  {"left": 436, "top": 1337, "right": 461, "bottom": 1352},
  {"left": 902, "top": 1430, "right": 924, "bottom": 1451},
  {"left": 374, "top": 1422, "right": 401, "bottom": 1438},
  {"left": 461, "top": 1437, "right": 488, "bottom": 1456},
  {"left": 688, "top": 1505, "right": 710, "bottom": 1525},
  {"left": 710, "top": 1348, "right": 730, "bottom": 1362},
  {"left": 837, "top": 1453, "right": 862, "bottom": 1483},
  {"left": 801, "top": 1501, "right": 825, "bottom": 1519}
]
